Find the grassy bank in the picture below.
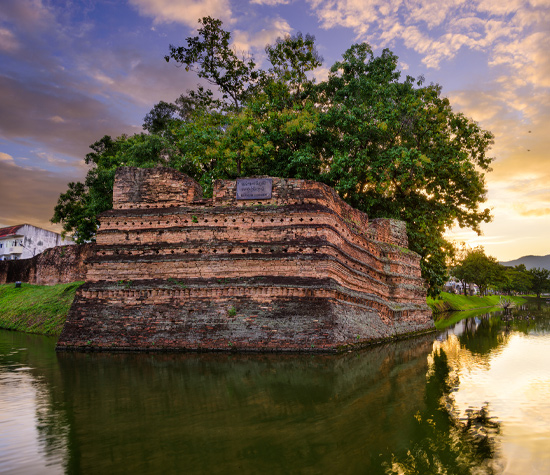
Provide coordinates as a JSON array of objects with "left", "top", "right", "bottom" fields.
[
  {"left": 427, "top": 292, "right": 528, "bottom": 314},
  {"left": 0, "top": 282, "right": 83, "bottom": 336}
]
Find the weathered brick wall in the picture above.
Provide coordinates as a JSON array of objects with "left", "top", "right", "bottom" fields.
[
  {"left": 0, "top": 244, "right": 92, "bottom": 285},
  {"left": 113, "top": 166, "right": 202, "bottom": 210},
  {"left": 57, "top": 167, "right": 432, "bottom": 352}
]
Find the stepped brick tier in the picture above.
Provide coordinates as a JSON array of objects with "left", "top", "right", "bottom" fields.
[{"left": 57, "top": 167, "right": 433, "bottom": 353}]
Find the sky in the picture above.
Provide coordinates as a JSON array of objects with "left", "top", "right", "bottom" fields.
[{"left": 0, "top": 0, "right": 548, "bottom": 262}]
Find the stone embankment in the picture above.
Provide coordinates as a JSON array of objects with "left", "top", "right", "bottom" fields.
[{"left": 57, "top": 167, "right": 432, "bottom": 352}]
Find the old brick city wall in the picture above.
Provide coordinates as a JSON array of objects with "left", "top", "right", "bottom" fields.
[
  {"left": 0, "top": 244, "right": 93, "bottom": 285},
  {"left": 57, "top": 167, "right": 433, "bottom": 352}
]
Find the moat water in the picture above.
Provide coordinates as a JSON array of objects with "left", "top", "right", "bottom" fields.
[{"left": 1, "top": 300, "right": 550, "bottom": 474}]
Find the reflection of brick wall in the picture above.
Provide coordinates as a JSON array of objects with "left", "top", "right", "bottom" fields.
[
  {"left": 57, "top": 167, "right": 433, "bottom": 352},
  {"left": 0, "top": 244, "right": 92, "bottom": 285}
]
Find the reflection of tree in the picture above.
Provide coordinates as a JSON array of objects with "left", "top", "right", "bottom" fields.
[
  {"left": 384, "top": 349, "right": 501, "bottom": 474},
  {"left": 458, "top": 315, "right": 510, "bottom": 356}
]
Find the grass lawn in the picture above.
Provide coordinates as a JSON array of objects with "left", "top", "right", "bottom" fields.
[
  {"left": 428, "top": 292, "right": 528, "bottom": 314},
  {"left": 0, "top": 281, "right": 83, "bottom": 336}
]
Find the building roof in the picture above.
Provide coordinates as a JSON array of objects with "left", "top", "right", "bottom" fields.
[{"left": 0, "top": 224, "right": 24, "bottom": 239}]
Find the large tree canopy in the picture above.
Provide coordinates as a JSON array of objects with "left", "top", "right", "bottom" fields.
[{"left": 52, "top": 16, "right": 494, "bottom": 295}]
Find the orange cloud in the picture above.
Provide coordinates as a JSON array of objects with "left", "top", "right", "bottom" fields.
[{"left": 128, "top": 0, "right": 233, "bottom": 27}]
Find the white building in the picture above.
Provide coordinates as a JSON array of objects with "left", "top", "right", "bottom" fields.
[{"left": 0, "top": 224, "right": 74, "bottom": 260}]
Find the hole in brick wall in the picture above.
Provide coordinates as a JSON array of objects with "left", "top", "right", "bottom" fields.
[
  {"left": 171, "top": 250, "right": 174, "bottom": 254},
  {"left": 298, "top": 249, "right": 303, "bottom": 252},
  {"left": 228, "top": 248, "right": 232, "bottom": 253},
  {"left": 224, "top": 219, "right": 227, "bottom": 222},
  {"left": 255, "top": 249, "right": 259, "bottom": 253},
  {"left": 310, "top": 218, "right": 313, "bottom": 221},
  {"left": 242, "top": 218, "right": 245, "bottom": 222},
  {"left": 214, "top": 219, "right": 218, "bottom": 223},
  {"left": 261, "top": 219, "right": 265, "bottom": 223},
  {"left": 251, "top": 218, "right": 255, "bottom": 223},
  {"left": 213, "top": 249, "right": 217, "bottom": 253},
  {"left": 280, "top": 218, "right": 283, "bottom": 222},
  {"left": 204, "top": 219, "right": 208, "bottom": 223},
  {"left": 198, "top": 249, "right": 203, "bottom": 253},
  {"left": 270, "top": 219, "right": 274, "bottom": 222},
  {"left": 241, "top": 249, "right": 245, "bottom": 253},
  {"left": 232, "top": 219, "right": 236, "bottom": 222},
  {"left": 257, "top": 202, "right": 262, "bottom": 205},
  {"left": 184, "top": 250, "right": 188, "bottom": 254},
  {"left": 299, "top": 218, "right": 303, "bottom": 222},
  {"left": 124, "top": 222, "right": 127, "bottom": 225},
  {"left": 184, "top": 220, "right": 188, "bottom": 223},
  {"left": 290, "top": 218, "right": 293, "bottom": 222},
  {"left": 270, "top": 249, "right": 274, "bottom": 253},
  {"left": 313, "top": 249, "right": 318, "bottom": 253},
  {"left": 283, "top": 248, "right": 288, "bottom": 252},
  {"left": 167, "top": 221, "right": 170, "bottom": 224},
  {"left": 158, "top": 221, "right": 160, "bottom": 224},
  {"left": 116, "top": 222, "right": 119, "bottom": 225},
  {"left": 102, "top": 251, "right": 105, "bottom": 255},
  {"left": 146, "top": 205, "right": 150, "bottom": 208},
  {"left": 140, "top": 222, "right": 143, "bottom": 225},
  {"left": 156, "top": 250, "right": 159, "bottom": 254}
]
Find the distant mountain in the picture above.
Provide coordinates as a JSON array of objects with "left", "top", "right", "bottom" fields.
[{"left": 500, "top": 254, "right": 550, "bottom": 270}]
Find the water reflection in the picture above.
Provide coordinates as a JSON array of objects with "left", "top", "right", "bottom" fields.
[
  {"left": 0, "top": 332, "right": 68, "bottom": 474},
  {"left": 1, "top": 300, "right": 549, "bottom": 474},
  {"left": 54, "top": 335, "right": 434, "bottom": 474},
  {"left": 384, "top": 349, "right": 502, "bottom": 474}
]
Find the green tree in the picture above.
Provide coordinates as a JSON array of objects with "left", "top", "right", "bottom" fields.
[
  {"left": 528, "top": 267, "right": 550, "bottom": 298},
  {"left": 313, "top": 44, "right": 493, "bottom": 293},
  {"left": 497, "top": 264, "right": 532, "bottom": 295},
  {"left": 164, "top": 16, "right": 261, "bottom": 112},
  {"left": 452, "top": 247, "right": 501, "bottom": 296},
  {"left": 52, "top": 134, "right": 179, "bottom": 242},
  {"left": 53, "top": 18, "right": 494, "bottom": 295}
]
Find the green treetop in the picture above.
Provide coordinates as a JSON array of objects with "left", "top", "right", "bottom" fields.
[{"left": 52, "top": 17, "right": 494, "bottom": 295}]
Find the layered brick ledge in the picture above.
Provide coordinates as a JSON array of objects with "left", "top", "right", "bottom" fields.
[{"left": 57, "top": 167, "right": 433, "bottom": 352}]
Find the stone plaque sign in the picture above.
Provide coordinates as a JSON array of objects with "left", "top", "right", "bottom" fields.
[{"left": 236, "top": 178, "right": 273, "bottom": 200}]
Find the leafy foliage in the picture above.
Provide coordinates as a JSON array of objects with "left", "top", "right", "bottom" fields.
[
  {"left": 52, "top": 134, "right": 179, "bottom": 241},
  {"left": 451, "top": 247, "right": 502, "bottom": 296},
  {"left": 165, "top": 16, "right": 260, "bottom": 111},
  {"left": 528, "top": 267, "right": 550, "bottom": 298},
  {"left": 52, "top": 17, "right": 495, "bottom": 294}
]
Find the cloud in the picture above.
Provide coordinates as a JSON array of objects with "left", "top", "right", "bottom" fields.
[
  {"left": 307, "top": 0, "right": 549, "bottom": 72},
  {"left": 0, "top": 152, "right": 16, "bottom": 164},
  {"left": 514, "top": 206, "right": 550, "bottom": 217},
  {"left": 232, "top": 17, "right": 293, "bottom": 54},
  {"left": 0, "top": 74, "right": 136, "bottom": 161},
  {"left": 0, "top": 28, "right": 19, "bottom": 52},
  {"left": 128, "top": 0, "right": 233, "bottom": 27},
  {"left": 0, "top": 159, "right": 80, "bottom": 231},
  {"left": 491, "top": 31, "right": 550, "bottom": 88},
  {"left": 0, "top": 0, "right": 55, "bottom": 32},
  {"left": 250, "top": 0, "right": 290, "bottom": 4}
]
